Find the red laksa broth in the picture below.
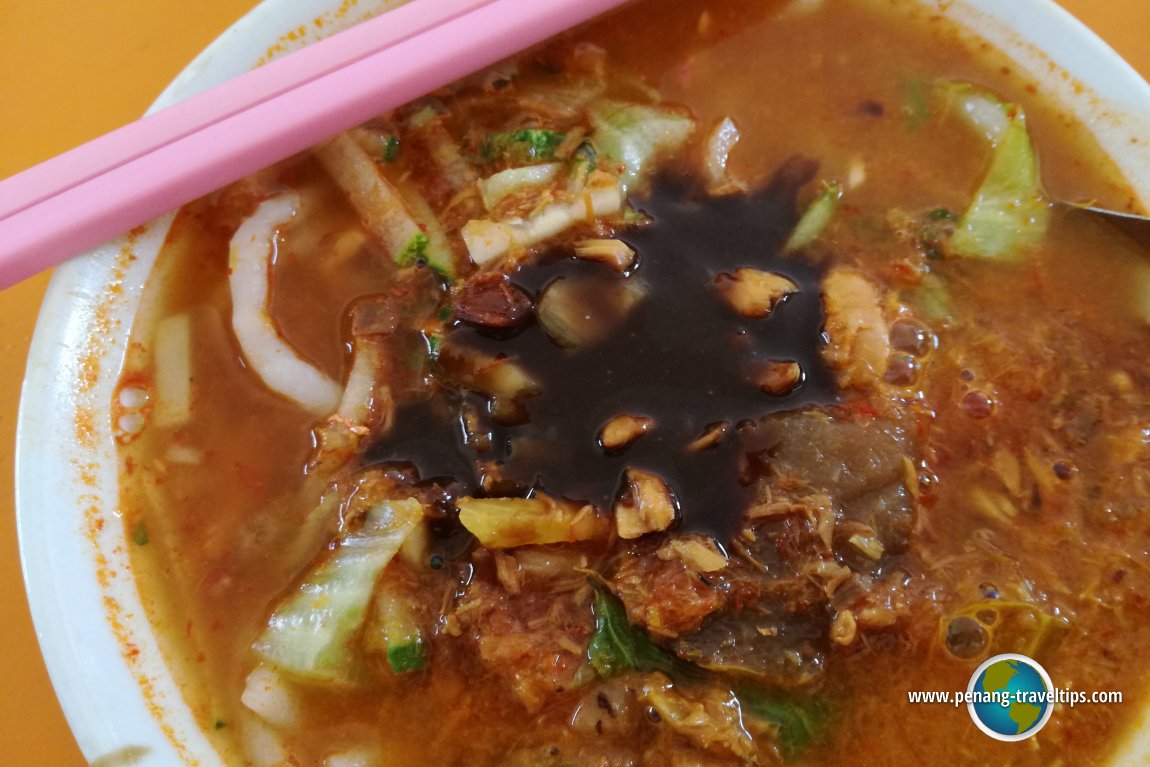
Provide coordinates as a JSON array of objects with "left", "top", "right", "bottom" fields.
[{"left": 115, "top": 0, "right": 1150, "bottom": 764}]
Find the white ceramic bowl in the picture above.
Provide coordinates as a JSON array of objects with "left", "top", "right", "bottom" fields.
[{"left": 16, "top": 1, "right": 1150, "bottom": 764}]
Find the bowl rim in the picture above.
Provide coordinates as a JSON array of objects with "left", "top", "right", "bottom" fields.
[
  {"left": 15, "top": 0, "right": 1150, "bottom": 764},
  {"left": 14, "top": 0, "right": 398, "bottom": 763}
]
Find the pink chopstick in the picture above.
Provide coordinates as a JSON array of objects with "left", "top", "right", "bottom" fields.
[{"left": 0, "top": 0, "right": 632, "bottom": 290}]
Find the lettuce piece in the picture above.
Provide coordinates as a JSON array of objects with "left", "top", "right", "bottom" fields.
[
  {"left": 946, "top": 84, "right": 1051, "bottom": 261},
  {"left": 253, "top": 499, "right": 423, "bottom": 683},
  {"left": 589, "top": 100, "right": 696, "bottom": 191},
  {"left": 905, "top": 272, "right": 953, "bottom": 324}
]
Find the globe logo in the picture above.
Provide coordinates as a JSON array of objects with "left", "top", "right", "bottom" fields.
[{"left": 968, "top": 653, "right": 1055, "bottom": 741}]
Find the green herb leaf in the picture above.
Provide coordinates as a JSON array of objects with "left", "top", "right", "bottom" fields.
[
  {"left": 587, "top": 588, "right": 826, "bottom": 760},
  {"left": 132, "top": 521, "right": 149, "bottom": 546},
  {"left": 736, "top": 686, "right": 828, "bottom": 760},
  {"left": 381, "top": 135, "right": 401, "bottom": 163},
  {"left": 386, "top": 641, "right": 427, "bottom": 674},
  {"left": 480, "top": 129, "right": 566, "bottom": 164},
  {"left": 395, "top": 232, "right": 430, "bottom": 267},
  {"left": 368, "top": 578, "right": 429, "bottom": 675},
  {"left": 588, "top": 589, "right": 695, "bottom": 679}
]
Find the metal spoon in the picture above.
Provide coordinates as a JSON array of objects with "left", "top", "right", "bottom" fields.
[{"left": 1070, "top": 204, "right": 1150, "bottom": 250}]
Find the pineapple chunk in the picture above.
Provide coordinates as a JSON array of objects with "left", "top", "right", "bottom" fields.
[{"left": 458, "top": 495, "right": 610, "bottom": 548}]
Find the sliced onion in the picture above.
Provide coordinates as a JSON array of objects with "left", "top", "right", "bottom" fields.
[
  {"left": 948, "top": 83, "right": 1011, "bottom": 141},
  {"left": 151, "top": 312, "right": 191, "bottom": 428},
  {"left": 478, "top": 163, "right": 563, "bottom": 211},
  {"left": 240, "top": 664, "right": 299, "bottom": 729},
  {"left": 240, "top": 714, "right": 290, "bottom": 767},
  {"left": 335, "top": 336, "right": 386, "bottom": 424},
  {"left": 461, "top": 171, "right": 623, "bottom": 265},
  {"left": 702, "top": 116, "right": 743, "bottom": 194},
  {"left": 779, "top": 0, "right": 828, "bottom": 17},
  {"left": 325, "top": 748, "right": 382, "bottom": 767}
]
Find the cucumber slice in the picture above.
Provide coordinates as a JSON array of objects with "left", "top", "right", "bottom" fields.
[{"left": 366, "top": 581, "right": 427, "bottom": 674}]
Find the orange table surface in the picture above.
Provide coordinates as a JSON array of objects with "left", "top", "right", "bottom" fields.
[{"left": 1, "top": 1, "right": 1149, "bottom": 764}]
